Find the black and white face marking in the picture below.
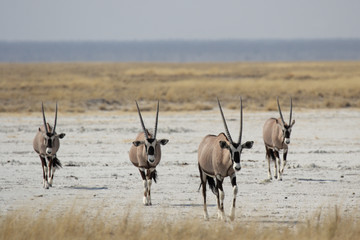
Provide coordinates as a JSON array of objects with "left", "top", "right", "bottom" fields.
[
  {"left": 220, "top": 140, "right": 254, "bottom": 172},
  {"left": 280, "top": 123, "right": 294, "bottom": 145},
  {"left": 43, "top": 133, "right": 56, "bottom": 155},
  {"left": 145, "top": 138, "right": 157, "bottom": 163},
  {"left": 229, "top": 143, "right": 242, "bottom": 171},
  {"left": 133, "top": 138, "right": 169, "bottom": 164}
]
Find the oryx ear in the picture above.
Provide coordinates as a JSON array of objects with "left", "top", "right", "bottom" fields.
[
  {"left": 133, "top": 141, "right": 145, "bottom": 147},
  {"left": 291, "top": 119, "right": 295, "bottom": 126},
  {"left": 159, "top": 139, "right": 169, "bottom": 145},
  {"left": 58, "top": 133, "right": 66, "bottom": 139},
  {"left": 242, "top": 141, "right": 254, "bottom": 149},
  {"left": 219, "top": 141, "right": 229, "bottom": 149}
]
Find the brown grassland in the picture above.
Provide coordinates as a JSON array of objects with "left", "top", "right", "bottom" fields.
[
  {"left": 0, "top": 61, "right": 360, "bottom": 113},
  {"left": 0, "top": 205, "right": 359, "bottom": 240}
]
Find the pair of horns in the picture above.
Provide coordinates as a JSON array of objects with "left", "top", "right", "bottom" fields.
[
  {"left": 42, "top": 102, "right": 57, "bottom": 135},
  {"left": 217, "top": 97, "right": 243, "bottom": 145},
  {"left": 135, "top": 100, "right": 159, "bottom": 140},
  {"left": 277, "top": 97, "right": 293, "bottom": 126}
]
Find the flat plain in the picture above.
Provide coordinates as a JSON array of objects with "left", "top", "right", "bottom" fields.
[{"left": 1, "top": 62, "right": 360, "bottom": 239}]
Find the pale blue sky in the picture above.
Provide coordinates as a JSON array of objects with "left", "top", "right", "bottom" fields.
[{"left": 0, "top": 0, "right": 359, "bottom": 41}]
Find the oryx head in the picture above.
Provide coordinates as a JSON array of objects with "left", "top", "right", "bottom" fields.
[
  {"left": 277, "top": 97, "right": 295, "bottom": 145},
  {"left": 217, "top": 98, "right": 254, "bottom": 172},
  {"left": 40, "top": 102, "right": 66, "bottom": 155},
  {"left": 132, "top": 100, "right": 169, "bottom": 164}
]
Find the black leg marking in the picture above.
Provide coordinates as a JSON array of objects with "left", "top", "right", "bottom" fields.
[
  {"left": 139, "top": 169, "right": 146, "bottom": 180},
  {"left": 216, "top": 179, "right": 224, "bottom": 212}
]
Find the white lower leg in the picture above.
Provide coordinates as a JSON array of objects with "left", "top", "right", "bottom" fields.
[
  {"left": 267, "top": 158, "right": 272, "bottom": 180},
  {"left": 49, "top": 168, "right": 56, "bottom": 186},
  {"left": 44, "top": 166, "right": 49, "bottom": 189},
  {"left": 274, "top": 158, "right": 278, "bottom": 179},
  {"left": 147, "top": 179, "right": 152, "bottom": 205},
  {"left": 143, "top": 180, "right": 148, "bottom": 205},
  {"left": 229, "top": 185, "right": 238, "bottom": 221},
  {"left": 218, "top": 189, "right": 225, "bottom": 220},
  {"left": 278, "top": 158, "right": 282, "bottom": 180}
]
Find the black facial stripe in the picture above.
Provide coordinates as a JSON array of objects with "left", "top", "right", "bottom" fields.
[
  {"left": 285, "top": 130, "right": 291, "bottom": 138},
  {"left": 147, "top": 138, "right": 155, "bottom": 144},
  {"left": 148, "top": 146, "right": 154, "bottom": 155},
  {"left": 48, "top": 139, "right": 53, "bottom": 148},
  {"left": 234, "top": 152, "right": 240, "bottom": 163}
]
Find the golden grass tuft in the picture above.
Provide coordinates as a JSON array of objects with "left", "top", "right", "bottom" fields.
[
  {"left": 1, "top": 61, "right": 360, "bottom": 113},
  {"left": 1, "top": 205, "right": 359, "bottom": 240}
]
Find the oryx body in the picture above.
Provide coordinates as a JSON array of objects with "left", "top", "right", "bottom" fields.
[
  {"left": 129, "top": 101, "right": 168, "bottom": 205},
  {"left": 33, "top": 103, "right": 65, "bottom": 189},
  {"left": 263, "top": 97, "right": 295, "bottom": 180},
  {"left": 198, "top": 98, "right": 253, "bottom": 221}
]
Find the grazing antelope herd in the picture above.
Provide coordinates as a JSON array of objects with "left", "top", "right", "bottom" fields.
[{"left": 32, "top": 97, "right": 295, "bottom": 220}]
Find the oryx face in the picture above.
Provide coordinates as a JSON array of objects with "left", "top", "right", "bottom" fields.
[
  {"left": 144, "top": 138, "right": 157, "bottom": 163},
  {"left": 219, "top": 141, "right": 254, "bottom": 172},
  {"left": 44, "top": 132, "right": 56, "bottom": 155},
  {"left": 41, "top": 131, "right": 66, "bottom": 155},
  {"left": 133, "top": 138, "right": 169, "bottom": 164},
  {"left": 280, "top": 120, "right": 295, "bottom": 145}
]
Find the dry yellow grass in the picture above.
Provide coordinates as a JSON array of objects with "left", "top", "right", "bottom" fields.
[
  {"left": 0, "top": 205, "right": 359, "bottom": 240},
  {"left": 0, "top": 62, "right": 359, "bottom": 113}
]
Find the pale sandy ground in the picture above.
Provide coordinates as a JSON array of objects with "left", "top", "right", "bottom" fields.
[{"left": 0, "top": 109, "right": 359, "bottom": 226}]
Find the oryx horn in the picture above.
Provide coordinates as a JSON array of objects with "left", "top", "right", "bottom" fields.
[
  {"left": 153, "top": 100, "right": 159, "bottom": 139},
  {"left": 41, "top": 102, "right": 49, "bottom": 135},
  {"left": 217, "top": 98, "right": 233, "bottom": 144},
  {"left": 53, "top": 102, "right": 58, "bottom": 134},
  {"left": 238, "top": 97, "right": 243, "bottom": 144},
  {"left": 277, "top": 97, "right": 286, "bottom": 125},
  {"left": 135, "top": 101, "right": 148, "bottom": 139},
  {"left": 289, "top": 97, "right": 293, "bottom": 125}
]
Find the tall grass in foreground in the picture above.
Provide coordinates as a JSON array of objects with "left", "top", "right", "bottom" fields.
[{"left": 1, "top": 206, "right": 359, "bottom": 240}]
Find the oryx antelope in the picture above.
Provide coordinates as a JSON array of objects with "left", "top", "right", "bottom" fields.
[
  {"left": 198, "top": 98, "right": 254, "bottom": 220},
  {"left": 33, "top": 103, "right": 66, "bottom": 189},
  {"left": 129, "top": 100, "right": 169, "bottom": 206},
  {"left": 263, "top": 97, "right": 295, "bottom": 181}
]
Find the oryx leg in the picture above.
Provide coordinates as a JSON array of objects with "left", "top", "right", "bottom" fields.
[
  {"left": 146, "top": 168, "right": 155, "bottom": 206},
  {"left": 229, "top": 173, "right": 238, "bottom": 221},
  {"left": 47, "top": 157, "right": 53, "bottom": 187},
  {"left": 265, "top": 147, "right": 273, "bottom": 180},
  {"left": 139, "top": 168, "right": 149, "bottom": 206},
  {"left": 216, "top": 176, "right": 225, "bottom": 221},
  {"left": 281, "top": 149, "right": 288, "bottom": 175},
  {"left": 199, "top": 165, "right": 209, "bottom": 220},
  {"left": 274, "top": 151, "right": 282, "bottom": 181},
  {"left": 40, "top": 156, "right": 49, "bottom": 189}
]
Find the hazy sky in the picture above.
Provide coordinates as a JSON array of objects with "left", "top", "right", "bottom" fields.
[{"left": 0, "top": 0, "right": 359, "bottom": 41}]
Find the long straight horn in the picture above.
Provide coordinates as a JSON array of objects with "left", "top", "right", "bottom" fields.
[
  {"left": 289, "top": 97, "right": 293, "bottom": 125},
  {"left": 154, "top": 100, "right": 159, "bottom": 139},
  {"left": 217, "top": 98, "right": 233, "bottom": 144},
  {"left": 135, "top": 101, "right": 148, "bottom": 139},
  {"left": 53, "top": 102, "right": 58, "bottom": 134},
  {"left": 277, "top": 97, "right": 285, "bottom": 125},
  {"left": 41, "top": 102, "right": 49, "bottom": 134},
  {"left": 238, "top": 97, "right": 243, "bottom": 144}
]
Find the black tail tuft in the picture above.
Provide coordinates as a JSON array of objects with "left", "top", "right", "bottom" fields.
[
  {"left": 152, "top": 169, "right": 158, "bottom": 183},
  {"left": 207, "top": 176, "right": 218, "bottom": 196},
  {"left": 52, "top": 157, "right": 62, "bottom": 169}
]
